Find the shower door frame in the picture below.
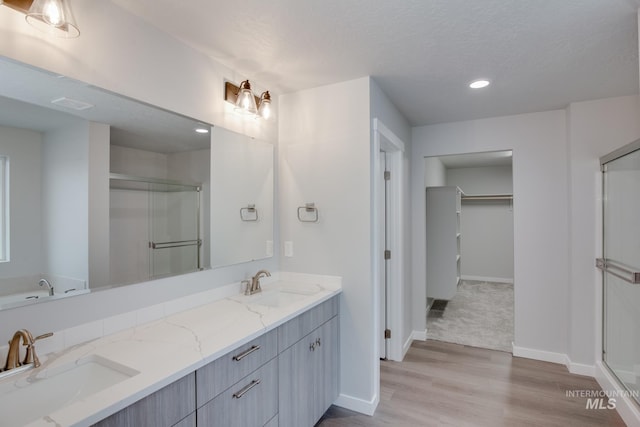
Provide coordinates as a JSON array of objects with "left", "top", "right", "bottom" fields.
[{"left": 598, "top": 138, "right": 640, "bottom": 405}]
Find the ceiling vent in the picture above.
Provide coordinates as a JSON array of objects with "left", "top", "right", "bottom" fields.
[{"left": 51, "top": 97, "right": 94, "bottom": 111}]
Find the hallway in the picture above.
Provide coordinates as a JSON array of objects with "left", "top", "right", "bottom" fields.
[{"left": 318, "top": 340, "right": 626, "bottom": 426}]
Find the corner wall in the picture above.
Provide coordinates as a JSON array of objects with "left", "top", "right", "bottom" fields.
[{"left": 279, "top": 77, "right": 376, "bottom": 412}]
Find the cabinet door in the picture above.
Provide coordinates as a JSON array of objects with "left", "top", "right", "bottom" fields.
[
  {"left": 279, "top": 316, "right": 339, "bottom": 427},
  {"left": 314, "top": 316, "right": 339, "bottom": 422}
]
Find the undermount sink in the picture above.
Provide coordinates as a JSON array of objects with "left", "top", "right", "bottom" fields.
[
  {"left": 0, "top": 355, "right": 139, "bottom": 426},
  {"left": 251, "top": 284, "right": 322, "bottom": 308}
]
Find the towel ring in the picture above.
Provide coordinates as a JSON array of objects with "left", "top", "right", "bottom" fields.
[
  {"left": 240, "top": 204, "right": 258, "bottom": 222},
  {"left": 297, "top": 203, "right": 319, "bottom": 223}
]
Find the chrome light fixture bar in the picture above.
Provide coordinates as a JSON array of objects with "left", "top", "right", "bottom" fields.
[
  {"left": 225, "top": 80, "right": 274, "bottom": 120},
  {"left": 1, "top": 0, "right": 80, "bottom": 38}
]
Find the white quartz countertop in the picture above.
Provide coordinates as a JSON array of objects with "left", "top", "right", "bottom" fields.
[{"left": 3, "top": 273, "right": 341, "bottom": 427}]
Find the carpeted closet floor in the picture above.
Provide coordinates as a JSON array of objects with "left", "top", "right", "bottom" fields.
[{"left": 427, "top": 280, "right": 513, "bottom": 352}]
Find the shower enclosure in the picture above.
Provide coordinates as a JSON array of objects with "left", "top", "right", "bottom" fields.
[
  {"left": 598, "top": 141, "right": 640, "bottom": 404},
  {"left": 109, "top": 174, "right": 202, "bottom": 286}
]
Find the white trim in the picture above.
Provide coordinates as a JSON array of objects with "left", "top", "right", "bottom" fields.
[
  {"left": 334, "top": 392, "right": 379, "bottom": 416},
  {"left": 372, "top": 117, "right": 407, "bottom": 364},
  {"left": 374, "top": 119, "right": 405, "bottom": 152},
  {"left": 460, "top": 275, "right": 514, "bottom": 284},
  {"left": 411, "top": 329, "right": 427, "bottom": 341},
  {"left": 402, "top": 333, "right": 413, "bottom": 359},
  {"left": 567, "top": 359, "right": 596, "bottom": 377},
  {"left": 512, "top": 345, "right": 568, "bottom": 365},
  {"left": 595, "top": 361, "right": 640, "bottom": 426}
]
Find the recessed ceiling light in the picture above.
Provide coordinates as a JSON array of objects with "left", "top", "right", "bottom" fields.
[
  {"left": 194, "top": 127, "right": 209, "bottom": 134},
  {"left": 469, "top": 79, "right": 490, "bottom": 89}
]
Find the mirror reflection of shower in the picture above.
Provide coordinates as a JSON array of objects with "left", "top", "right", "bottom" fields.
[
  {"left": 109, "top": 143, "right": 210, "bottom": 287},
  {"left": 425, "top": 150, "right": 514, "bottom": 353}
]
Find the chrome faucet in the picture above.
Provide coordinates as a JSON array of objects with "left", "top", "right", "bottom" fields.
[
  {"left": 245, "top": 269, "right": 271, "bottom": 295},
  {"left": 39, "top": 279, "right": 54, "bottom": 296},
  {"left": 2, "top": 329, "right": 53, "bottom": 371}
]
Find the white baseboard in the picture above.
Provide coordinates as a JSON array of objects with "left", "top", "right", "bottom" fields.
[
  {"left": 568, "top": 361, "right": 596, "bottom": 377},
  {"left": 461, "top": 275, "right": 514, "bottom": 284},
  {"left": 513, "top": 346, "right": 598, "bottom": 378},
  {"left": 411, "top": 329, "right": 427, "bottom": 341},
  {"left": 512, "top": 345, "right": 569, "bottom": 365},
  {"left": 595, "top": 361, "right": 640, "bottom": 426},
  {"left": 334, "top": 392, "right": 379, "bottom": 416}
]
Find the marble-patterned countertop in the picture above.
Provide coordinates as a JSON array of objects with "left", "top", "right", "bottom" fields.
[{"left": 2, "top": 273, "right": 341, "bottom": 427}]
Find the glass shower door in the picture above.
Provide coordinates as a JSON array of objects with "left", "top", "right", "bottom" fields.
[
  {"left": 149, "top": 186, "right": 201, "bottom": 279},
  {"left": 600, "top": 144, "right": 640, "bottom": 404}
]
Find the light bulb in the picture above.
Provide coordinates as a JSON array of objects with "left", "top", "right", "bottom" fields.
[
  {"left": 257, "top": 91, "right": 273, "bottom": 120},
  {"left": 43, "top": 0, "right": 64, "bottom": 27},
  {"left": 234, "top": 80, "right": 258, "bottom": 115}
]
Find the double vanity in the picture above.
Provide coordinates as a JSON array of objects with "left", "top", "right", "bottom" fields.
[{"left": 0, "top": 273, "right": 341, "bottom": 427}]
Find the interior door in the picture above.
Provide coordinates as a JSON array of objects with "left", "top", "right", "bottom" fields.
[{"left": 599, "top": 143, "right": 640, "bottom": 404}]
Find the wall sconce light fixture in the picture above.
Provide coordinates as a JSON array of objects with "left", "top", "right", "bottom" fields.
[
  {"left": 225, "top": 80, "right": 274, "bottom": 120},
  {"left": 1, "top": 0, "right": 80, "bottom": 38}
]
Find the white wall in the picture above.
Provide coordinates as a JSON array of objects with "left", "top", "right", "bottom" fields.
[
  {"left": 41, "top": 123, "right": 89, "bottom": 283},
  {"left": 279, "top": 77, "right": 375, "bottom": 411},
  {"left": 446, "top": 166, "right": 514, "bottom": 281},
  {"left": 446, "top": 165, "right": 513, "bottom": 194},
  {"left": 566, "top": 95, "right": 640, "bottom": 367},
  {"left": 0, "top": 126, "right": 42, "bottom": 280},
  {"left": 424, "top": 157, "right": 446, "bottom": 187},
  {"left": 0, "top": 4, "right": 276, "bottom": 342},
  {"left": 412, "top": 110, "right": 570, "bottom": 356}
]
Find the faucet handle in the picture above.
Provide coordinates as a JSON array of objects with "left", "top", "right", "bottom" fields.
[
  {"left": 35, "top": 332, "right": 53, "bottom": 341},
  {"left": 23, "top": 332, "right": 53, "bottom": 368},
  {"left": 241, "top": 280, "right": 251, "bottom": 295}
]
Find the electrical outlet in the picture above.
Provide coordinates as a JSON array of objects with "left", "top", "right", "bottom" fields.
[{"left": 284, "top": 241, "right": 294, "bottom": 257}]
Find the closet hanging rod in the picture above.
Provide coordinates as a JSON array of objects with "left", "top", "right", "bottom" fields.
[{"left": 461, "top": 194, "right": 513, "bottom": 201}]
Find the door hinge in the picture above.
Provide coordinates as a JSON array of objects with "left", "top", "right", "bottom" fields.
[
  {"left": 384, "top": 329, "right": 391, "bottom": 339},
  {"left": 384, "top": 250, "right": 391, "bottom": 260},
  {"left": 384, "top": 171, "right": 390, "bottom": 181}
]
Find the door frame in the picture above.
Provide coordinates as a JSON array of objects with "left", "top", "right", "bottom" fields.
[{"left": 372, "top": 118, "right": 406, "bottom": 363}]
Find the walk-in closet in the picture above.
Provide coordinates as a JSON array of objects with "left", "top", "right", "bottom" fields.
[{"left": 425, "top": 150, "right": 514, "bottom": 352}]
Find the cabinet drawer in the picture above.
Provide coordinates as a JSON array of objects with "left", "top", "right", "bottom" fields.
[
  {"left": 278, "top": 296, "right": 339, "bottom": 351},
  {"left": 196, "top": 328, "right": 277, "bottom": 407},
  {"left": 93, "top": 373, "right": 195, "bottom": 427},
  {"left": 197, "top": 358, "right": 278, "bottom": 427}
]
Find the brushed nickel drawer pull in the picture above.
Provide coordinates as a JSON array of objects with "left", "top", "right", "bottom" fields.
[
  {"left": 232, "top": 379, "right": 261, "bottom": 399},
  {"left": 232, "top": 345, "right": 261, "bottom": 361}
]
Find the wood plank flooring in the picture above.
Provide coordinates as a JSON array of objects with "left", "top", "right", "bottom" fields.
[{"left": 317, "top": 340, "right": 628, "bottom": 427}]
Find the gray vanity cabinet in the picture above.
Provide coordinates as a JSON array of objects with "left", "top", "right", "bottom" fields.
[
  {"left": 92, "top": 373, "right": 196, "bottom": 427},
  {"left": 278, "top": 297, "right": 339, "bottom": 427}
]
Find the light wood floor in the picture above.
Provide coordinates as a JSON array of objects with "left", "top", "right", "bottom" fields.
[{"left": 317, "top": 340, "right": 628, "bottom": 427}]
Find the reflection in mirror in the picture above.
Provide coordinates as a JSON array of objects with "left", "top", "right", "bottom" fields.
[
  {"left": 0, "top": 56, "right": 211, "bottom": 310},
  {"left": 211, "top": 127, "right": 274, "bottom": 267}
]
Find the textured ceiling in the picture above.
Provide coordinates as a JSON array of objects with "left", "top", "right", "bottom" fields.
[{"left": 111, "top": 0, "right": 640, "bottom": 126}]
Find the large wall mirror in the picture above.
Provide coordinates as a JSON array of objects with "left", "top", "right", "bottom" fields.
[
  {"left": 211, "top": 127, "right": 274, "bottom": 267},
  {"left": 0, "top": 56, "right": 274, "bottom": 311}
]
